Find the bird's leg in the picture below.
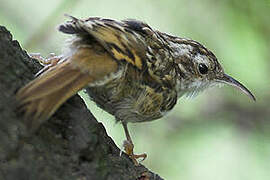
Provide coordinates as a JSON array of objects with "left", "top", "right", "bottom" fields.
[
  {"left": 28, "top": 53, "right": 64, "bottom": 76},
  {"left": 122, "top": 122, "right": 147, "bottom": 166}
]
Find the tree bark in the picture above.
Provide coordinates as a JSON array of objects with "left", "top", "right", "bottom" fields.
[{"left": 0, "top": 26, "right": 164, "bottom": 180}]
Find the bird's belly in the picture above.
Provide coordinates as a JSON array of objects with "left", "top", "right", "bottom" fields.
[{"left": 84, "top": 82, "right": 165, "bottom": 123}]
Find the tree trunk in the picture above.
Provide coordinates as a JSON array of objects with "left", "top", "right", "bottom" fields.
[{"left": 0, "top": 26, "right": 164, "bottom": 180}]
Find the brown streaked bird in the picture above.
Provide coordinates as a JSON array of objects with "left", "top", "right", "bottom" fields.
[{"left": 16, "top": 15, "right": 256, "bottom": 165}]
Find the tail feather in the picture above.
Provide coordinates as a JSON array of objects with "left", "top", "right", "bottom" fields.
[
  {"left": 18, "top": 62, "right": 81, "bottom": 103},
  {"left": 16, "top": 47, "right": 118, "bottom": 132},
  {"left": 17, "top": 63, "right": 93, "bottom": 131}
]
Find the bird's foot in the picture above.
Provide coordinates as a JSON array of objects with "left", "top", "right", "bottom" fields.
[
  {"left": 121, "top": 140, "right": 147, "bottom": 166},
  {"left": 28, "top": 53, "right": 63, "bottom": 65},
  {"left": 28, "top": 53, "right": 64, "bottom": 76}
]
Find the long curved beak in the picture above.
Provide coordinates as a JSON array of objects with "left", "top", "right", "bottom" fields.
[{"left": 216, "top": 74, "right": 256, "bottom": 101}]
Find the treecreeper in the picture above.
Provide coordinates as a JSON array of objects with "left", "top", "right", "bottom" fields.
[{"left": 16, "top": 15, "right": 256, "bottom": 165}]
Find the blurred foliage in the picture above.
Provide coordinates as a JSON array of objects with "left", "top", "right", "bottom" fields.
[{"left": 1, "top": 0, "right": 270, "bottom": 179}]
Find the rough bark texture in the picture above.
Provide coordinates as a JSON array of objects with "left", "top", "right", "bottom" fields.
[{"left": 0, "top": 26, "right": 164, "bottom": 180}]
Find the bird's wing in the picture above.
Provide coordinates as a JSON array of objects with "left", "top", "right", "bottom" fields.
[{"left": 58, "top": 15, "right": 157, "bottom": 71}]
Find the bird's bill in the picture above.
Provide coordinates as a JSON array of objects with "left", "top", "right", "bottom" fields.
[{"left": 216, "top": 74, "right": 256, "bottom": 101}]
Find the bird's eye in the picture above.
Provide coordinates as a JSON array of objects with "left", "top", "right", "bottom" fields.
[{"left": 198, "top": 63, "right": 208, "bottom": 75}]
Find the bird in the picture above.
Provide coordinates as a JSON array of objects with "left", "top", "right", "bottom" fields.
[{"left": 16, "top": 15, "right": 256, "bottom": 165}]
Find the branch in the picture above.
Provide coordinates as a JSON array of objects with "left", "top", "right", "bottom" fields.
[{"left": 0, "top": 26, "right": 164, "bottom": 180}]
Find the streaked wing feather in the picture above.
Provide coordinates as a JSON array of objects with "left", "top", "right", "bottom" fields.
[{"left": 59, "top": 15, "right": 149, "bottom": 70}]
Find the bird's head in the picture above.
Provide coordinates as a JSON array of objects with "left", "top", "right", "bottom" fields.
[{"left": 167, "top": 37, "right": 255, "bottom": 101}]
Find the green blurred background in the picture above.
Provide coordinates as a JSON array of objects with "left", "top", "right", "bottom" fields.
[{"left": 1, "top": 0, "right": 270, "bottom": 179}]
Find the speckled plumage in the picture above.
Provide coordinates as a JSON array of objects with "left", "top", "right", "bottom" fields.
[
  {"left": 16, "top": 15, "right": 255, "bottom": 165},
  {"left": 58, "top": 16, "right": 224, "bottom": 123}
]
